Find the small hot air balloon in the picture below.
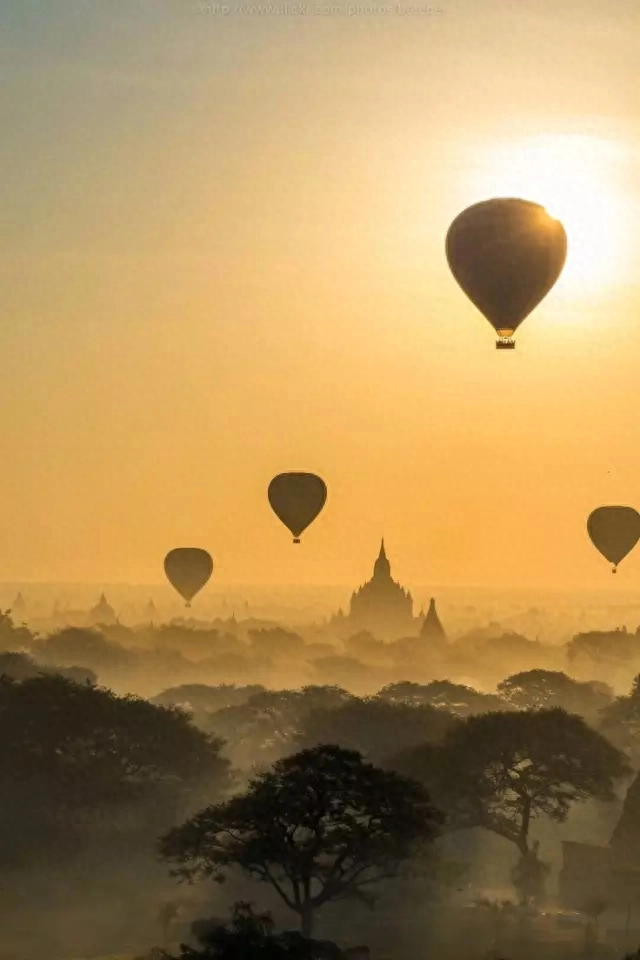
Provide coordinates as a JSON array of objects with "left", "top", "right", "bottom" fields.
[
  {"left": 445, "top": 197, "right": 567, "bottom": 349},
  {"left": 164, "top": 548, "right": 213, "bottom": 607},
  {"left": 587, "top": 506, "right": 640, "bottom": 573},
  {"left": 268, "top": 472, "right": 327, "bottom": 543}
]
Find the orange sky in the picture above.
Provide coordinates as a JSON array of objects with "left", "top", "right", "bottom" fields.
[{"left": 1, "top": 0, "right": 639, "bottom": 588}]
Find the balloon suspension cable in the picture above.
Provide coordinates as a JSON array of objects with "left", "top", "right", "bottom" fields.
[
  {"left": 496, "top": 338, "right": 515, "bottom": 350},
  {"left": 293, "top": 538, "right": 301, "bottom": 544}
]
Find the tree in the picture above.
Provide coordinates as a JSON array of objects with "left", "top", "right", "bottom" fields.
[
  {"left": 599, "top": 674, "right": 640, "bottom": 765},
  {"left": 160, "top": 744, "right": 442, "bottom": 937},
  {"left": 566, "top": 630, "right": 640, "bottom": 670},
  {"left": 249, "top": 628, "right": 306, "bottom": 659},
  {"left": 378, "top": 680, "right": 507, "bottom": 717},
  {"left": 453, "top": 630, "right": 553, "bottom": 677},
  {"left": 34, "top": 626, "right": 134, "bottom": 672},
  {"left": 0, "top": 609, "right": 35, "bottom": 653},
  {"left": 152, "top": 684, "right": 266, "bottom": 716},
  {"left": 393, "top": 709, "right": 629, "bottom": 899},
  {"left": 204, "top": 686, "right": 354, "bottom": 769},
  {"left": 343, "top": 632, "right": 388, "bottom": 662},
  {"left": 0, "top": 650, "right": 96, "bottom": 685},
  {"left": 509, "top": 840, "right": 550, "bottom": 907},
  {"left": 296, "top": 698, "right": 456, "bottom": 766},
  {"left": 497, "top": 670, "right": 613, "bottom": 721},
  {"left": 173, "top": 902, "right": 345, "bottom": 960},
  {"left": 0, "top": 674, "right": 230, "bottom": 867}
]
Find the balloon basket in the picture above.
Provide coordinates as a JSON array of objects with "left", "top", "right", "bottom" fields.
[
  {"left": 293, "top": 538, "right": 301, "bottom": 544},
  {"left": 496, "top": 338, "right": 515, "bottom": 350}
]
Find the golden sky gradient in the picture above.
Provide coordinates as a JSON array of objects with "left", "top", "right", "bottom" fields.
[{"left": 1, "top": 0, "right": 639, "bottom": 588}]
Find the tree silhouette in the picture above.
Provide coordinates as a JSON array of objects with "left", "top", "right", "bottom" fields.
[
  {"left": 498, "top": 670, "right": 612, "bottom": 721},
  {"left": 378, "top": 680, "right": 506, "bottom": 717},
  {"left": 0, "top": 674, "right": 229, "bottom": 867},
  {"left": 394, "top": 709, "right": 629, "bottom": 859},
  {"left": 160, "top": 744, "right": 442, "bottom": 937},
  {"left": 296, "top": 698, "right": 455, "bottom": 766}
]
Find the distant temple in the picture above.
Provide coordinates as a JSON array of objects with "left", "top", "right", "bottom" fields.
[
  {"left": 88, "top": 593, "right": 117, "bottom": 626},
  {"left": 11, "top": 592, "right": 26, "bottom": 620},
  {"left": 420, "top": 597, "right": 447, "bottom": 642},
  {"left": 331, "top": 539, "right": 444, "bottom": 642},
  {"left": 144, "top": 598, "right": 158, "bottom": 623}
]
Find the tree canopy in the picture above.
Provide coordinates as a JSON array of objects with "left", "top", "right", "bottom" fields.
[
  {"left": 296, "top": 698, "right": 456, "bottom": 766},
  {"left": 0, "top": 674, "right": 229, "bottom": 867},
  {"left": 203, "top": 686, "right": 355, "bottom": 769},
  {"left": 394, "top": 708, "right": 629, "bottom": 856},
  {"left": 160, "top": 744, "right": 442, "bottom": 936},
  {"left": 497, "top": 670, "right": 613, "bottom": 720},
  {"left": 378, "top": 680, "right": 506, "bottom": 717}
]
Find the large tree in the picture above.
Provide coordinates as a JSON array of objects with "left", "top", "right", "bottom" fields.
[
  {"left": 378, "top": 680, "right": 507, "bottom": 717},
  {"left": 204, "top": 686, "right": 355, "bottom": 770},
  {"left": 152, "top": 683, "right": 266, "bottom": 716},
  {"left": 0, "top": 650, "right": 96, "bottom": 685},
  {"left": 0, "top": 674, "right": 229, "bottom": 867},
  {"left": 296, "top": 698, "right": 456, "bottom": 766},
  {"left": 393, "top": 709, "right": 629, "bottom": 901},
  {"left": 160, "top": 744, "right": 442, "bottom": 937},
  {"left": 566, "top": 629, "right": 640, "bottom": 671},
  {"left": 497, "top": 670, "right": 613, "bottom": 721},
  {"left": 34, "top": 626, "right": 134, "bottom": 673}
]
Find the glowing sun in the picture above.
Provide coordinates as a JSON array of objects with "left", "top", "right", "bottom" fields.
[{"left": 472, "top": 134, "right": 631, "bottom": 296}]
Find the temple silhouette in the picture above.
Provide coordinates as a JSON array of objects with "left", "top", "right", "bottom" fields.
[
  {"left": 331, "top": 539, "right": 446, "bottom": 642},
  {"left": 11, "top": 592, "right": 26, "bottom": 621},
  {"left": 88, "top": 593, "right": 117, "bottom": 626}
]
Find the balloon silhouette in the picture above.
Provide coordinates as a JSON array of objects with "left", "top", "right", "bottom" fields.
[
  {"left": 164, "top": 548, "right": 213, "bottom": 606},
  {"left": 446, "top": 197, "right": 567, "bottom": 349},
  {"left": 268, "top": 473, "right": 327, "bottom": 543},
  {"left": 587, "top": 506, "right": 640, "bottom": 573}
]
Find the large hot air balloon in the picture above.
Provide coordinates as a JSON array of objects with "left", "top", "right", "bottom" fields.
[
  {"left": 445, "top": 198, "right": 567, "bottom": 349},
  {"left": 164, "top": 548, "right": 213, "bottom": 606},
  {"left": 268, "top": 472, "right": 327, "bottom": 543},
  {"left": 587, "top": 507, "right": 640, "bottom": 573}
]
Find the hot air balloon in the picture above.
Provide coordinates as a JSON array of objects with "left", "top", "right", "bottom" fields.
[
  {"left": 164, "top": 548, "right": 213, "bottom": 606},
  {"left": 445, "top": 197, "right": 567, "bottom": 349},
  {"left": 587, "top": 506, "right": 640, "bottom": 573},
  {"left": 268, "top": 472, "right": 327, "bottom": 543}
]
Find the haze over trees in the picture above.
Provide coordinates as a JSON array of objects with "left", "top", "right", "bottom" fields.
[{"left": 2, "top": 604, "right": 640, "bottom": 957}]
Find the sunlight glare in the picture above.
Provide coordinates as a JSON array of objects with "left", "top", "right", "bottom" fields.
[{"left": 472, "top": 135, "right": 631, "bottom": 297}]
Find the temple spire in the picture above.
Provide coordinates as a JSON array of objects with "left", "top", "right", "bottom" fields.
[
  {"left": 420, "top": 597, "right": 446, "bottom": 641},
  {"left": 373, "top": 537, "right": 391, "bottom": 579}
]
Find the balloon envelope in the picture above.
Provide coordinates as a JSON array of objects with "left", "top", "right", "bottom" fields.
[
  {"left": 164, "top": 548, "right": 213, "bottom": 605},
  {"left": 445, "top": 198, "right": 567, "bottom": 343},
  {"left": 268, "top": 473, "right": 327, "bottom": 542},
  {"left": 587, "top": 507, "right": 640, "bottom": 571}
]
